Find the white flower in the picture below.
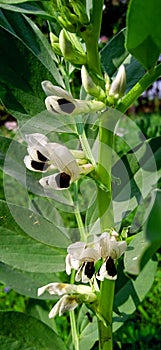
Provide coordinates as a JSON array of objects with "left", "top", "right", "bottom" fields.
[
  {"left": 38, "top": 282, "right": 96, "bottom": 318},
  {"left": 42, "top": 80, "right": 105, "bottom": 116},
  {"left": 109, "top": 65, "right": 126, "bottom": 99},
  {"left": 96, "top": 232, "right": 127, "bottom": 281},
  {"left": 66, "top": 241, "right": 101, "bottom": 283},
  {"left": 24, "top": 133, "right": 80, "bottom": 190}
]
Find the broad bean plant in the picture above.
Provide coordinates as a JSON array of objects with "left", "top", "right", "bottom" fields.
[{"left": 0, "top": 1, "right": 161, "bottom": 350}]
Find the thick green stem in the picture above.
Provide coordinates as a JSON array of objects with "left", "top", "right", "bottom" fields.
[
  {"left": 117, "top": 63, "right": 161, "bottom": 113},
  {"left": 98, "top": 280, "right": 115, "bottom": 350},
  {"left": 97, "top": 112, "right": 115, "bottom": 350}
]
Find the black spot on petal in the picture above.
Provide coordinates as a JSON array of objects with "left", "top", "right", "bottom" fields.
[
  {"left": 85, "top": 261, "right": 95, "bottom": 279},
  {"left": 55, "top": 172, "right": 71, "bottom": 188},
  {"left": 58, "top": 98, "right": 75, "bottom": 114},
  {"left": 106, "top": 257, "right": 117, "bottom": 278},
  {"left": 37, "top": 150, "right": 48, "bottom": 162},
  {"left": 31, "top": 160, "right": 49, "bottom": 171}
]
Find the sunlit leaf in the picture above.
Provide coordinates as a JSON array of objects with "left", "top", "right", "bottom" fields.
[{"left": 126, "top": 0, "right": 161, "bottom": 69}]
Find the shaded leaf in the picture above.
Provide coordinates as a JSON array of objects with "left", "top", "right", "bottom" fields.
[
  {"left": 113, "top": 257, "right": 158, "bottom": 332},
  {"left": 0, "top": 11, "right": 64, "bottom": 120},
  {"left": 0, "top": 262, "right": 59, "bottom": 299},
  {"left": 141, "top": 189, "right": 161, "bottom": 269},
  {"left": 0, "top": 311, "right": 67, "bottom": 350}
]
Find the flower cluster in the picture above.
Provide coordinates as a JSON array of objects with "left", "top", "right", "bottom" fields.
[
  {"left": 24, "top": 133, "right": 94, "bottom": 190},
  {"left": 38, "top": 231, "right": 127, "bottom": 319},
  {"left": 66, "top": 231, "right": 127, "bottom": 282}
]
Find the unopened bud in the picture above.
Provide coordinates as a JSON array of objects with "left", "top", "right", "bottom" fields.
[
  {"left": 59, "top": 29, "right": 86, "bottom": 65},
  {"left": 81, "top": 65, "right": 106, "bottom": 99},
  {"left": 104, "top": 72, "right": 110, "bottom": 93},
  {"left": 49, "top": 32, "right": 62, "bottom": 56},
  {"left": 109, "top": 65, "right": 126, "bottom": 99},
  {"left": 70, "top": 0, "right": 89, "bottom": 25}
]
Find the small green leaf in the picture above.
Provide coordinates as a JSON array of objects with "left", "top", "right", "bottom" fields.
[
  {"left": 0, "top": 311, "right": 67, "bottom": 350},
  {"left": 124, "top": 231, "right": 149, "bottom": 275},
  {"left": 126, "top": 0, "right": 161, "bottom": 69}
]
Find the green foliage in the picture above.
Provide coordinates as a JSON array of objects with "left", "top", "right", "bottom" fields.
[{"left": 126, "top": 0, "right": 161, "bottom": 70}]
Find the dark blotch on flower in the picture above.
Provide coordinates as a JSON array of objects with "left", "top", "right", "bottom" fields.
[
  {"left": 31, "top": 160, "right": 49, "bottom": 171},
  {"left": 106, "top": 257, "right": 117, "bottom": 278},
  {"left": 37, "top": 150, "right": 48, "bottom": 162},
  {"left": 58, "top": 98, "right": 75, "bottom": 114},
  {"left": 55, "top": 172, "right": 71, "bottom": 188},
  {"left": 85, "top": 261, "right": 95, "bottom": 279}
]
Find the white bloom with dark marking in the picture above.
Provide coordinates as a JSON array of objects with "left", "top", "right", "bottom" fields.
[
  {"left": 42, "top": 80, "right": 105, "bottom": 115},
  {"left": 96, "top": 232, "right": 127, "bottom": 281},
  {"left": 24, "top": 133, "right": 80, "bottom": 190},
  {"left": 66, "top": 241, "right": 101, "bottom": 283}
]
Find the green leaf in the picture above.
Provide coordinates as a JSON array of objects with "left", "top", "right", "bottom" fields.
[
  {"left": 0, "top": 199, "right": 70, "bottom": 247},
  {"left": 113, "top": 257, "right": 158, "bottom": 332},
  {"left": 0, "top": 262, "right": 59, "bottom": 299},
  {"left": 113, "top": 136, "right": 161, "bottom": 228},
  {"left": 0, "top": 311, "right": 67, "bottom": 350},
  {"left": 0, "top": 225, "right": 66, "bottom": 273},
  {"left": 100, "top": 28, "right": 128, "bottom": 76},
  {"left": 77, "top": 304, "right": 98, "bottom": 350},
  {"left": 141, "top": 189, "right": 161, "bottom": 269},
  {"left": 0, "top": 10, "right": 64, "bottom": 119},
  {"left": 100, "top": 28, "right": 145, "bottom": 91},
  {"left": 126, "top": 0, "right": 161, "bottom": 69},
  {"left": 124, "top": 231, "right": 150, "bottom": 275},
  {"left": 0, "top": 1, "right": 39, "bottom": 3},
  {"left": 0, "top": 2, "right": 53, "bottom": 17}
]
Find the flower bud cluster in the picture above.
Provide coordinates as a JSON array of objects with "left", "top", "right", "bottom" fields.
[
  {"left": 66, "top": 231, "right": 127, "bottom": 283},
  {"left": 55, "top": 0, "right": 90, "bottom": 33},
  {"left": 81, "top": 64, "right": 126, "bottom": 102}
]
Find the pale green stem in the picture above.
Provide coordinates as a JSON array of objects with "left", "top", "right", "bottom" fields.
[
  {"left": 69, "top": 311, "right": 79, "bottom": 350},
  {"left": 69, "top": 270, "right": 79, "bottom": 350},
  {"left": 73, "top": 181, "right": 87, "bottom": 242},
  {"left": 97, "top": 113, "right": 115, "bottom": 350},
  {"left": 79, "top": 130, "right": 96, "bottom": 167}
]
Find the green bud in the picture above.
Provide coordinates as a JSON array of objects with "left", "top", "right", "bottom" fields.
[
  {"left": 109, "top": 65, "right": 126, "bottom": 99},
  {"left": 49, "top": 32, "right": 62, "bottom": 56},
  {"left": 59, "top": 29, "right": 87, "bottom": 65},
  {"left": 57, "top": 0, "right": 78, "bottom": 32},
  {"left": 81, "top": 65, "right": 106, "bottom": 99},
  {"left": 104, "top": 72, "right": 110, "bottom": 93},
  {"left": 69, "top": 0, "right": 89, "bottom": 25}
]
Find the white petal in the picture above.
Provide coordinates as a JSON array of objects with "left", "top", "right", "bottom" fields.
[
  {"left": 59, "top": 295, "right": 79, "bottom": 316},
  {"left": 65, "top": 254, "right": 80, "bottom": 275},
  {"left": 47, "top": 143, "right": 80, "bottom": 180},
  {"left": 42, "top": 81, "right": 73, "bottom": 100},
  {"left": 45, "top": 96, "right": 76, "bottom": 115},
  {"left": 67, "top": 241, "right": 86, "bottom": 259},
  {"left": 39, "top": 173, "right": 71, "bottom": 190},
  {"left": 49, "top": 299, "right": 62, "bottom": 318},
  {"left": 110, "top": 240, "right": 127, "bottom": 259},
  {"left": 98, "top": 232, "right": 111, "bottom": 258},
  {"left": 25, "top": 133, "right": 48, "bottom": 147},
  {"left": 24, "top": 155, "right": 51, "bottom": 173},
  {"left": 27, "top": 145, "right": 50, "bottom": 161},
  {"left": 80, "top": 247, "right": 101, "bottom": 261},
  {"left": 96, "top": 261, "right": 117, "bottom": 281}
]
